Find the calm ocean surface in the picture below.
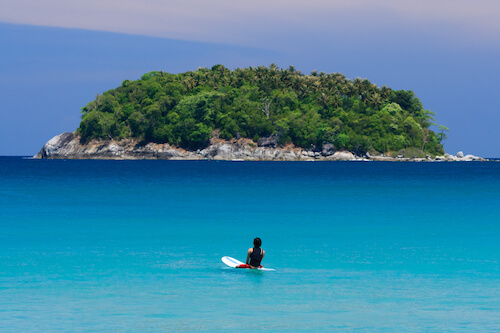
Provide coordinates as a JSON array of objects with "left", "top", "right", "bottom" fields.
[{"left": 1, "top": 157, "right": 499, "bottom": 332}]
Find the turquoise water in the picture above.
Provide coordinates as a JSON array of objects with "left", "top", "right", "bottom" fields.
[{"left": 1, "top": 157, "right": 499, "bottom": 332}]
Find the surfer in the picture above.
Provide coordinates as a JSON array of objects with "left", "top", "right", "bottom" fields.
[{"left": 246, "top": 237, "right": 265, "bottom": 269}]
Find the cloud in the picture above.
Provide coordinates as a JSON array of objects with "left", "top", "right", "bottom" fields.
[{"left": 1, "top": 0, "right": 499, "bottom": 48}]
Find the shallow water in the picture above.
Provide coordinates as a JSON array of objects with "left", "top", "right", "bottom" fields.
[{"left": 1, "top": 158, "right": 499, "bottom": 331}]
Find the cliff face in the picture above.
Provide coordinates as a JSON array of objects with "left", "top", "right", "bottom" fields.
[
  {"left": 34, "top": 132, "right": 485, "bottom": 162},
  {"left": 33, "top": 132, "right": 357, "bottom": 161}
]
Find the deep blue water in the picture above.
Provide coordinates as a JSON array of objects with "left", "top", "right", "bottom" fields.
[{"left": 1, "top": 157, "right": 499, "bottom": 332}]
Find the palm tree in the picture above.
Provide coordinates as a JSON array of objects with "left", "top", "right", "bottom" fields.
[
  {"left": 271, "top": 76, "right": 280, "bottom": 90},
  {"left": 292, "top": 76, "right": 303, "bottom": 91},
  {"left": 361, "top": 91, "right": 370, "bottom": 104},
  {"left": 183, "top": 77, "right": 195, "bottom": 92},
  {"left": 342, "top": 81, "right": 353, "bottom": 98},
  {"left": 359, "top": 79, "right": 372, "bottom": 94},
  {"left": 318, "top": 93, "right": 330, "bottom": 107},
  {"left": 222, "top": 65, "right": 228, "bottom": 77},
  {"left": 351, "top": 78, "right": 363, "bottom": 98},
  {"left": 193, "top": 72, "right": 204, "bottom": 87},
  {"left": 380, "top": 85, "right": 391, "bottom": 99},
  {"left": 330, "top": 94, "right": 342, "bottom": 108},
  {"left": 319, "top": 72, "right": 328, "bottom": 86},
  {"left": 298, "top": 84, "right": 309, "bottom": 99},
  {"left": 280, "top": 69, "right": 292, "bottom": 88},
  {"left": 256, "top": 66, "right": 267, "bottom": 79},
  {"left": 368, "top": 92, "right": 383, "bottom": 108},
  {"left": 311, "top": 79, "right": 322, "bottom": 93}
]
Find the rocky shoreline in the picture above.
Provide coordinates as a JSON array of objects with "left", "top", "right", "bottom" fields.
[{"left": 34, "top": 132, "right": 487, "bottom": 162}]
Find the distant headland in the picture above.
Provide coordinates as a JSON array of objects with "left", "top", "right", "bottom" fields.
[{"left": 33, "top": 65, "right": 485, "bottom": 161}]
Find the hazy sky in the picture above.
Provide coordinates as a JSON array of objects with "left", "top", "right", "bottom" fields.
[
  {"left": 1, "top": 0, "right": 499, "bottom": 156},
  {"left": 2, "top": 0, "right": 499, "bottom": 45}
]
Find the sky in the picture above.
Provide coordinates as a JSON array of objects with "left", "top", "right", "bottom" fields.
[{"left": 1, "top": 0, "right": 499, "bottom": 157}]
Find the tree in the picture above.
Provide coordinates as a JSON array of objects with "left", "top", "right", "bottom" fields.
[
  {"left": 75, "top": 65, "right": 445, "bottom": 155},
  {"left": 259, "top": 98, "right": 271, "bottom": 119},
  {"left": 336, "top": 133, "right": 350, "bottom": 149},
  {"left": 437, "top": 125, "right": 449, "bottom": 143},
  {"left": 318, "top": 93, "right": 330, "bottom": 108},
  {"left": 78, "top": 111, "right": 103, "bottom": 143},
  {"left": 421, "top": 128, "right": 430, "bottom": 151},
  {"left": 404, "top": 116, "right": 423, "bottom": 147},
  {"left": 368, "top": 92, "right": 383, "bottom": 109}
]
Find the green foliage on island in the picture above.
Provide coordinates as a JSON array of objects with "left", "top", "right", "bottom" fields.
[{"left": 78, "top": 64, "right": 445, "bottom": 155}]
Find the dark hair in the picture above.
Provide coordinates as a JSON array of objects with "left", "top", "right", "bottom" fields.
[{"left": 253, "top": 237, "right": 262, "bottom": 247}]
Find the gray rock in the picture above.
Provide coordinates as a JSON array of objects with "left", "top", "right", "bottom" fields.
[
  {"left": 107, "top": 144, "right": 124, "bottom": 156},
  {"left": 321, "top": 143, "right": 336, "bottom": 156},
  {"left": 34, "top": 132, "right": 76, "bottom": 158},
  {"left": 282, "top": 150, "right": 298, "bottom": 160},
  {"left": 457, "top": 151, "right": 464, "bottom": 158},
  {"left": 199, "top": 145, "right": 218, "bottom": 158},
  {"left": 261, "top": 148, "right": 279, "bottom": 160},
  {"left": 156, "top": 149, "right": 182, "bottom": 159},
  {"left": 330, "top": 151, "right": 355, "bottom": 160},
  {"left": 38, "top": 132, "right": 486, "bottom": 162},
  {"left": 215, "top": 143, "right": 234, "bottom": 159},
  {"left": 257, "top": 135, "right": 278, "bottom": 148},
  {"left": 463, "top": 154, "right": 482, "bottom": 161}
]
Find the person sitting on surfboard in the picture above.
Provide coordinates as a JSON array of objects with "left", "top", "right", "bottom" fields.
[{"left": 246, "top": 237, "right": 265, "bottom": 269}]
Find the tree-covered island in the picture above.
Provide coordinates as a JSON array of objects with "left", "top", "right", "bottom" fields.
[{"left": 77, "top": 64, "right": 445, "bottom": 157}]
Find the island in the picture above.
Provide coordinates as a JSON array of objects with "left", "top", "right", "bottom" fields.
[{"left": 34, "top": 65, "right": 484, "bottom": 161}]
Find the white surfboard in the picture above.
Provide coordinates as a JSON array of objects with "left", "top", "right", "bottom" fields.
[{"left": 221, "top": 256, "right": 275, "bottom": 271}]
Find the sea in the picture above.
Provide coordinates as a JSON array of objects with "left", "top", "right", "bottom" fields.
[{"left": 0, "top": 157, "right": 499, "bottom": 332}]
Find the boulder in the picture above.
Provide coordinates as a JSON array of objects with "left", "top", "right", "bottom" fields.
[
  {"left": 156, "top": 148, "right": 182, "bottom": 159},
  {"left": 282, "top": 150, "right": 298, "bottom": 160},
  {"left": 257, "top": 135, "right": 278, "bottom": 148},
  {"left": 214, "top": 143, "right": 234, "bottom": 159},
  {"left": 321, "top": 143, "right": 336, "bottom": 156},
  {"left": 463, "top": 154, "right": 482, "bottom": 161},
  {"left": 456, "top": 151, "right": 464, "bottom": 158},
  {"left": 34, "top": 132, "right": 77, "bottom": 158},
  {"left": 444, "top": 153, "right": 458, "bottom": 161},
  {"left": 107, "top": 144, "right": 124, "bottom": 156},
  {"left": 198, "top": 145, "right": 218, "bottom": 158},
  {"left": 330, "top": 151, "right": 355, "bottom": 160}
]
